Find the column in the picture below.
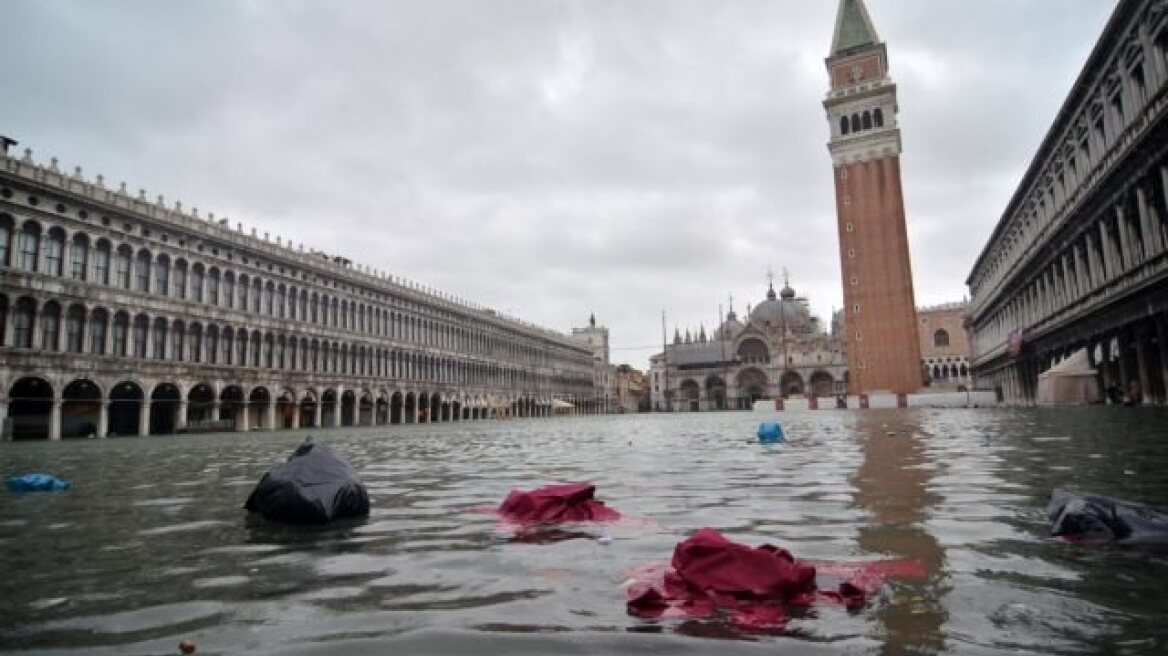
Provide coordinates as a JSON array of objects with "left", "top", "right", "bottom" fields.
[
  {"left": 3, "top": 306, "right": 13, "bottom": 347},
  {"left": 1157, "top": 316, "right": 1168, "bottom": 405},
  {"left": 98, "top": 401, "right": 108, "bottom": 438},
  {"left": 238, "top": 402, "right": 249, "bottom": 432},
  {"left": 333, "top": 386, "right": 342, "bottom": 428},
  {"left": 0, "top": 398, "right": 8, "bottom": 440},
  {"left": 138, "top": 400, "right": 150, "bottom": 437},
  {"left": 1085, "top": 232, "right": 1101, "bottom": 287},
  {"left": 1117, "top": 331, "right": 1131, "bottom": 394},
  {"left": 48, "top": 399, "right": 61, "bottom": 441},
  {"left": 313, "top": 399, "right": 322, "bottom": 428},
  {"left": 1073, "top": 242, "right": 1089, "bottom": 298},
  {"left": 1136, "top": 185, "right": 1160, "bottom": 259},
  {"left": 1099, "top": 221, "right": 1116, "bottom": 279},
  {"left": 177, "top": 398, "right": 188, "bottom": 432},
  {"left": 1116, "top": 205, "right": 1134, "bottom": 269},
  {"left": 210, "top": 401, "right": 221, "bottom": 421},
  {"left": 291, "top": 403, "right": 300, "bottom": 430},
  {"left": 266, "top": 400, "right": 276, "bottom": 431},
  {"left": 1135, "top": 325, "right": 1151, "bottom": 405}
]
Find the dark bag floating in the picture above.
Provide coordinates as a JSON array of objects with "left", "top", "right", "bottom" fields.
[
  {"left": 245, "top": 437, "right": 369, "bottom": 525},
  {"left": 497, "top": 483, "right": 621, "bottom": 524},
  {"left": 1048, "top": 488, "right": 1168, "bottom": 546}
]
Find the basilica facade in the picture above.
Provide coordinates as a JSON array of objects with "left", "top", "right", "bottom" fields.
[{"left": 649, "top": 280, "right": 848, "bottom": 411}]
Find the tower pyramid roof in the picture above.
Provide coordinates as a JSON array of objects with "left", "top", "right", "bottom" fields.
[{"left": 830, "top": 0, "right": 880, "bottom": 56}]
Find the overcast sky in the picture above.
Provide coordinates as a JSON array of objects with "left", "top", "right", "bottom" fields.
[{"left": 2, "top": 0, "right": 1116, "bottom": 368}]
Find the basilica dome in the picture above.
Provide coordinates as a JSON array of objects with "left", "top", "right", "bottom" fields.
[{"left": 749, "top": 282, "right": 813, "bottom": 329}]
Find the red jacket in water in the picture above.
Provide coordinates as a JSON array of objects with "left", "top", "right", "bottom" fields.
[
  {"left": 497, "top": 483, "right": 622, "bottom": 524},
  {"left": 627, "top": 528, "right": 871, "bottom": 628}
]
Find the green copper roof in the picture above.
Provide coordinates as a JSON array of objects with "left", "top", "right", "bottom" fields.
[{"left": 832, "top": 0, "right": 879, "bottom": 55}]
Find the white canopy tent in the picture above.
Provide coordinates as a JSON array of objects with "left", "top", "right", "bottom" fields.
[{"left": 1036, "top": 348, "right": 1100, "bottom": 406}]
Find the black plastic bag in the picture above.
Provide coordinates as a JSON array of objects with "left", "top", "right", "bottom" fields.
[
  {"left": 1047, "top": 488, "right": 1168, "bottom": 546},
  {"left": 245, "top": 437, "right": 370, "bottom": 525}
]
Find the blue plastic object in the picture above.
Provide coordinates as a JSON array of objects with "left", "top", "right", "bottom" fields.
[
  {"left": 6, "top": 474, "right": 71, "bottom": 492},
  {"left": 757, "top": 422, "right": 785, "bottom": 444}
]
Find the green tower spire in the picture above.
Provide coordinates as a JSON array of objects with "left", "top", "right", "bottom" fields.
[{"left": 830, "top": 0, "right": 880, "bottom": 56}]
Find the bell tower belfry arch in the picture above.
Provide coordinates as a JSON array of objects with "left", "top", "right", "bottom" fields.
[{"left": 823, "top": 0, "right": 922, "bottom": 394}]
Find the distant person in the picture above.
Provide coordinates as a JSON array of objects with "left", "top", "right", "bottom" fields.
[
  {"left": 1125, "top": 381, "right": 1142, "bottom": 406},
  {"left": 1106, "top": 383, "right": 1121, "bottom": 404}
]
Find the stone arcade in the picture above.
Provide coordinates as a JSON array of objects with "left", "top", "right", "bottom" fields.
[
  {"left": 967, "top": 0, "right": 1168, "bottom": 405},
  {"left": 0, "top": 140, "right": 599, "bottom": 440}
]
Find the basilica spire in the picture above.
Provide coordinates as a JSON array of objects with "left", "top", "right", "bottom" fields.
[{"left": 830, "top": 0, "right": 880, "bottom": 56}]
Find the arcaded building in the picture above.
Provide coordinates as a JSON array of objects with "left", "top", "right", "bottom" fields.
[
  {"left": 966, "top": 0, "right": 1168, "bottom": 405},
  {"left": 0, "top": 140, "right": 597, "bottom": 440},
  {"left": 823, "top": 0, "right": 923, "bottom": 394}
]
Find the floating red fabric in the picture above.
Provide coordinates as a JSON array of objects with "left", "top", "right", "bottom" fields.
[
  {"left": 627, "top": 528, "right": 907, "bottom": 629},
  {"left": 497, "top": 483, "right": 622, "bottom": 524}
]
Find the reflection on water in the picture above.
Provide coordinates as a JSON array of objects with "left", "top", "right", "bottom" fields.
[
  {"left": 852, "top": 412, "right": 946, "bottom": 655},
  {"left": 1, "top": 409, "right": 1168, "bottom": 655}
]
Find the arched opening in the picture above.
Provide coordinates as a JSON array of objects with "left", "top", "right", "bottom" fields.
[
  {"left": 404, "top": 392, "right": 416, "bottom": 424},
  {"left": 61, "top": 379, "right": 101, "bottom": 438},
  {"left": 8, "top": 377, "right": 53, "bottom": 440},
  {"left": 451, "top": 400, "right": 462, "bottom": 422},
  {"left": 40, "top": 301, "right": 61, "bottom": 351},
  {"left": 679, "top": 380, "right": 700, "bottom": 412},
  {"left": 391, "top": 391, "right": 404, "bottom": 424},
  {"left": 220, "top": 385, "right": 245, "bottom": 430},
  {"left": 418, "top": 392, "right": 430, "bottom": 423},
  {"left": 0, "top": 214, "right": 12, "bottom": 267},
  {"left": 150, "top": 383, "right": 182, "bottom": 435},
  {"left": 840, "top": 115, "right": 850, "bottom": 135},
  {"left": 441, "top": 400, "right": 451, "bottom": 422},
  {"left": 340, "top": 390, "right": 356, "bottom": 427},
  {"left": 934, "top": 329, "right": 950, "bottom": 348},
  {"left": 376, "top": 394, "right": 389, "bottom": 425},
  {"left": 300, "top": 391, "right": 318, "bottom": 428},
  {"left": 873, "top": 107, "right": 884, "bottom": 127},
  {"left": 359, "top": 392, "right": 374, "bottom": 425},
  {"left": 108, "top": 381, "right": 144, "bottom": 437},
  {"left": 932, "top": 364, "right": 942, "bottom": 381},
  {"left": 705, "top": 376, "right": 727, "bottom": 411},
  {"left": 430, "top": 394, "right": 441, "bottom": 423},
  {"left": 736, "top": 368, "right": 769, "bottom": 408},
  {"left": 736, "top": 338, "right": 770, "bottom": 364},
  {"left": 850, "top": 113, "right": 861, "bottom": 133},
  {"left": 780, "top": 371, "right": 805, "bottom": 397},
  {"left": 809, "top": 371, "right": 834, "bottom": 398},
  {"left": 862, "top": 111, "right": 872, "bottom": 130},
  {"left": 18, "top": 222, "right": 41, "bottom": 272},
  {"left": 321, "top": 389, "right": 338, "bottom": 427},
  {"left": 65, "top": 304, "right": 85, "bottom": 353},
  {"left": 13, "top": 297, "right": 35, "bottom": 349},
  {"left": 248, "top": 387, "right": 270, "bottom": 430},
  {"left": 187, "top": 383, "right": 214, "bottom": 425},
  {"left": 70, "top": 233, "right": 89, "bottom": 280},
  {"left": 276, "top": 389, "right": 297, "bottom": 429}
]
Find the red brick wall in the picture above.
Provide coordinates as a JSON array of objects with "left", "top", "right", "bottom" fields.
[{"left": 835, "top": 155, "right": 923, "bottom": 394}]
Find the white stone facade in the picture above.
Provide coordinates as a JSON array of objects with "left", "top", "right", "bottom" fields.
[{"left": 0, "top": 143, "right": 599, "bottom": 440}]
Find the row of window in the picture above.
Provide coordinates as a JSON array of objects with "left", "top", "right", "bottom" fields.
[
  {"left": 972, "top": 25, "right": 1167, "bottom": 299},
  {"left": 839, "top": 108, "right": 884, "bottom": 136},
  {"left": 0, "top": 215, "right": 587, "bottom": 370},
  {"left": 0, "top": 295, "right": 593, "bottom": 391}
]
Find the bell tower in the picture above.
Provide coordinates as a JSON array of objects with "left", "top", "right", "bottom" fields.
[{"left": 824, "top": 0, "right": 922, "bottom": 394}]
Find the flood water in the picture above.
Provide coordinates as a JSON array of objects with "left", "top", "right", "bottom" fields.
[{"left": 3, "top": 408, "right": 1168, "bottom": 655}]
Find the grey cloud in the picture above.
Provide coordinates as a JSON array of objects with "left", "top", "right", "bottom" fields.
[{"left": 1, "top": 0, "right": 1116, "bottom": 368}]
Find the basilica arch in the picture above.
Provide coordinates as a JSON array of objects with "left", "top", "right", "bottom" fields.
[
  {"left": 735, "top": 368, "right": 768, "bottom": 408},
  {"left": 780, "top": 371, "right": 804, "bottom": 397},
  {"left": 678, "top": 379, "right": 700, "bottom": 412},
  {"left": 705, "top": 376, "right": 727, "bottom": 411},
  {"left": 736, "top": 337, "right": 770, "bottom": 364},
  {"left": 809, "top": 370, "right": 835, "bottom": 398}
]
